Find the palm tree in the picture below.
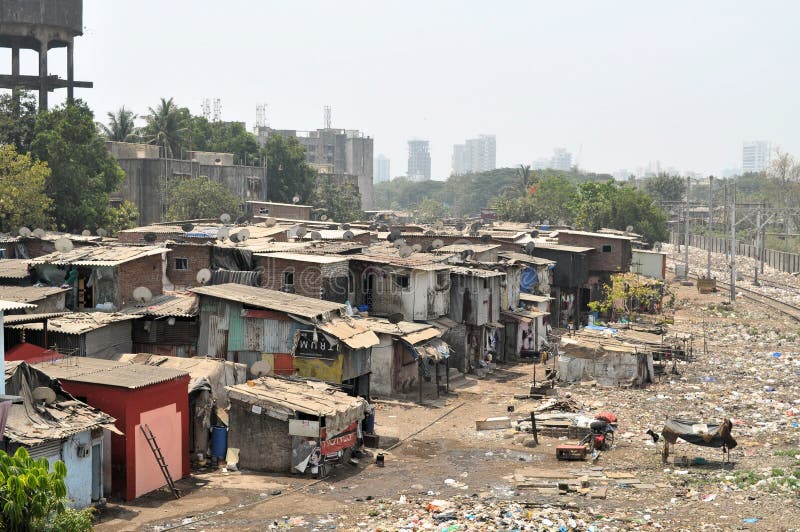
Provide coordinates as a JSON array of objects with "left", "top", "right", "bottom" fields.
[
  {"left": 143, "top": 97, "right": 188, "bottom": 158},
  {"left": 99, "top": 106, "right": 138, "bottom": 141},
  {"left": 516, "top": 164, "right": 533, "bottom": 195}
]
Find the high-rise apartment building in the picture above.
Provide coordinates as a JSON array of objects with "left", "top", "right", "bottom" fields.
[
  {"left": 256, "top": 126, "right": 374, "bottom": 209},
  {"left": 407, "top": 140, "right": 431, "bottom": 181},
  {"left": 532, "top": 147, "right": 573, "bottom": 172},
  {"left": 374, "top": 154, "right": 390, "bottom": 183},
  {"left": 451, "top": 134, "right": 496, "bottom": 175},
  {"left": 742, "top": 140, "right": 773, "bottom": 174}
]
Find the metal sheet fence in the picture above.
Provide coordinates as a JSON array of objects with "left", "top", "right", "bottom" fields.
[{"left": 670, "top": 232, "right": 800, "bottom": 274}]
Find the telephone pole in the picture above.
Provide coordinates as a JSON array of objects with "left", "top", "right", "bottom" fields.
[
  {"left": 754, "top": 204, "right": 761, "bottom": 286},
  {"left": 684, "top": 176, "right": 690, "bottom": 279},
  {"left": 707, "top": 175, "right": 713, "bottom": 278},
  {"left": 730, "top": 184, "right": 736, "bottom": 302}
]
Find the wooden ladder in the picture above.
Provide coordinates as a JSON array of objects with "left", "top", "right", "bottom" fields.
[{"left": 140, "top": 424, "right": 181, "bottom": 499}]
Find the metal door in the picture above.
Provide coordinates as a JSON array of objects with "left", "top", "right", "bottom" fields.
[{"left": 91, "top": 443, "right": 102, "bottom": 501}]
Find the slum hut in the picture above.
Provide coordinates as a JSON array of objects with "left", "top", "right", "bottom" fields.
[
  {"left": 190, "top": 284, "right": 379, "bottom": 395},
  {"left": 519, "top": 293, "right": 554, "bottom": 315},
  {"left": 358, "top": 317, "right": 447, "bottom": 397},
  {"left": 448, "top": 266, "right": 505, "bottom": 371},
  {"left": 346, "top": 252, "right": 452, "bottom": 321},
  {"left": 436, "top": 243, "right": 501, "bottom": 263},
  {"left": 531, "top": 243, "right": 593, "bottom": 328},
  {"left": 497, "top": 251, "right": 555, "bottom": 296},
  {"left": 558, "top": 328, "right": 655, "bottom": 387},
  {"left": 226, "top": 375, "right": 368, "bottom": 475},
  {"left": 0, "top": 285, "right": 69, "bottom": 314},
  {"left": 0, "top": 300, "right": 37, "bottom": 392},
  {"left": 29, "top": 245, "right": 170, "bottom": 310},
  {"left": 3, "top": 361, "right": 119, "bottom": 508},
  {"left": 499, "top": 308, "right": 550, "bottom": 362},
  {"left": 631, "top": 249, "right": 667, "bottom": 280},
  {"left": 6, "top": 312, "right": 140, "bottom": 358},
  {"left": 246, "top": 200, "right": 313, "bottom": 220},
  {"left": 33, "top": 357, "right": 190, "bottom": 500},
  {"left": 256, "top": 252, "right": 350, "bottom": 303},
  {"left": 0, "top": 231, "right": 102, "bottom": 259},
  {"left": 122, "top": 292, "right": 199, "bottom": 357},
  {"left": 0, "top": 259, "right": 36, "bottom": 285},
  {"left": 555, "top": 230, "right": 634, "bottom": 295},
  {"left": 113, "top": 353, "right": 247, "bottom": 460}
]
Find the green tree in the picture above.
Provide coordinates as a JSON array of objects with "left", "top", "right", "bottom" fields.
[
  {"left": 0, "top": 91, "right": 38, "bottom": 153},
  {"left": 0, "top": 447, "right": 93, "bottom": 531},
  {"left": 575, "top": 181, "right": 667, "bottom": 243},
  {"left": 644, "top": 173, "right": 686, "bottom": 204},
  {"left": 0, "top": 144, "right": 53, "bottom": 233},
  {"left": 587, "top": 272, "right": 663, "bottom": 321},
  {"left": 264, "top": 135, "right": 317, "bottom": 203},
  {"left": 166, "top": 177, "right": 242, "bottom": 220},
  {"left": 105, "top": 200, "right": 140, "bottom": 235},
  {"left": 532, "top": 175, "right": 578, "bottom": 224},
  {"left": 98, "top": 106, "right": 138, "bottom": 142},
  {"left": 30, "top": 101, "right": 126, "bottom": 232},
  {"left": 310, "top": 181, "right": 363, "bottom": 222},
  {"left": 516, "top": 164, "right": 533, "bottom": 195},
  {"left": 491, "top": 195, "right": 537, "bottom": 222},
  {"left": 414, "top": 197, "right": 452, "bottom": 223},
  {"left": 142, "top": 97, "right": 187, "bottom": 157}
]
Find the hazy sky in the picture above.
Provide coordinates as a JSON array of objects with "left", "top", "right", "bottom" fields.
[{"left": 6, "top": 1, "right": 799, "bottom": 179}]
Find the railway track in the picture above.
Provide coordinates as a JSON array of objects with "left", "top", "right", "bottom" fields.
[{"left": 687, "top": 273, "right": 800, "bottom": 322}]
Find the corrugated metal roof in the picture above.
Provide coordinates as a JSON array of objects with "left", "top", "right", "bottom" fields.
[
  {"left": 12, "top": 312, "right": 140, "bottom": 334},
  {"left": 298, "top": 229, "right": 369, "bottom": 241},
  {"left": 317, "top": 318, "right": 379, "bottom": 349},
  {"left": 190, "top": 283, "right": 345, "bottom": 319},
  {"left": 436, "top": 244, "right": 500, "bottom": 253},
  {"left": 34, "top": 357, "right": 189, "bottom": 389},
  {"left": 30, "top": 245, "right": 168, "bottom": 266},
  {"left": 226, "top": 375, "right": 368, "bottom": 435},
  {"left": 501, "top": 309, "right": 548, "bottom": 322},
  {"left": 348, "top": 252, "right": 452, "bottom": 271},
  {"left": 2, "top": 312, "right": 69, "bottom": 324},
  {"left": 449, "top": 266, "right": 505, "bottom": 278},
  {"left": 534, "top": 242, "right": 595, "bottom": 253},
  {"left": 519, "top": 293, "right": 554, "bottom": 303},
  {"left": 255, "top": 252, "right": 348, "bottom": 264},
  {"left": 0, "top": 299, "right": 37, "bottom": 312},
  {"left": 499, "top": 252, "right": 556, "bottom": 266},
  {"left": 121, "top": 292, "right": 198, "bottom": 317},
  {"left": 0, "top": 286, "right": 68, "bottom": 304},
  {"left": 556, "top": 230, "right": 635, "bottom": 241},
  {"left": 0, "top": 259, "right": 32, "bottom": 279}
]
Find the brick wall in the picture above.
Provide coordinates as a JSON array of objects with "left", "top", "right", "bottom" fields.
[
  {"left": 556, "top": 234, "right": 631, "bottom": 274},
  {"left": 117, "top": 254, "right": 164, "bottom": 307},
  {"left": 167, "top": 244, "right": 211, "bottom": 289},
  {"left": 228, "top": 400, "right": 292, "bottom": 472},
  {"left": 259, "top": 256, "right": 349, "bottom": 300}
]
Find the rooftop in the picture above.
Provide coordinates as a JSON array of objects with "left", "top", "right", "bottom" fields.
[
  {"left": 555, "top": 230, "right": 635, "bottom": 241},
  {"left": 0, "top": 259, "right": 32, "bottom": 279},
  {"left": 533, "top": 242, "right": 595, "bottom": 253},
  {"left": 30, "top": 245, "right": 168, "bottom": 267},
  {"left": 498, "top": 251, "right": 557, "bottom": 266},
  {"left": 0, "top": 299, "right": 36, "bottom": 312},
  {"left": 449, "top": 266, "right": 506, "bottom": 278},
  {"left": 0, "top": 285, "right": 69, "bottom": 304},
  {"left": 519, "top": 293, "right": 554, "bottom": 303},
  {"left": 436, "top": 244, "right": 501, "bottom": 254},
  {"left": 190, "top": 283, "right": 345, "bottom": 319},
  {"left": 34, "top": 357, "right": 189, "bottom": 390},
  {"left": 348, "top": 251, "right": 452, "bottom": 271},
  {"left": 11, "top": 312, "right": 140, "bottom": 334},
  {"left": 255, "top": 252, "right": 349, "bottom": 264},
  {"left": 120, "top": 292, "right": 198, "bottom": 318}
]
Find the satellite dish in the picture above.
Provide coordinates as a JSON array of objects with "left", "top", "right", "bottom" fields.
[
  {"left": 54, "top": 237, "right": 73, "bottom": 253},
  {"left": 196, "top": 268, "right": 212, "bottom": 284},
  {"left": 470, "top": 222, "right": 483, "bottom": 232},
  {"left": 320, "top": 214, "right": 328, "bottom": 221},
  {"left": 455, "top": 221, "right": 466, "bottom": 231},
  {"left": 292, "top": 195, "right": 300, "bottom": 204},
  {"left": 398, "top": 246, "right": 413, "bottom": 258},
  {"left": 378, "top": 224, "right": 389, "bottom": 232},
  {"left": 524, "top": 242, "right": 536, "bottom": 254},
  {"left": 432, "top": 239, "right": 444, "bottom": 249},
  {"left": 229, "top": 232, "right": 240, "bottom": 243},
  {"left": 181, "top": 223, "right": 195, "bottom": 233},
  {"left": 481, "top": 234, "right": 491, "bottom": 243},
  {"left": 626, "top": 225, "right": 634, "bottom": 233},
  {"left": 393, "top": 238, "right": 406, "bottom": 249},
  {"left": 387, "top": 313, "right": 404, "bottom": 324},
  {"left": 341, "top": 223, "right": 351, "bottom": 231},
  {"left": 32, "top": 386, "right": 57, "bottom": 405},
  {"left": 530, "top": 230, "right": 539, "bottom": 238},
  {"left": 460, "top": 249, "right": 474, "bottom": 261},
  {"left": 424, "top": 230, "right": 435, "bottom": 236},
  {"left": 132, "top": 286, "right": 153, "bottom": 303},
  {"left": 220, "top": 213, "right": 231, "bottom": 224},
  {"left": 143, "top": 232, "right": 157, "bottom": 243},
  {"left": 310, "top": 231, "right": 322, "bottom": 240},
  {"left": 32, "top": 228, "right": 46, "bottom": 239},
  {"left": 411, "top": 244, "right": 422, "bottom": 252},
  {"left": 238, "top": 228, "right": 250, "bottom": 241},
  {"left": 264, "top": 217, "right": 277, "bottom": 227},
  {"left": 96, "top": 228, "right": 108, "bottom": 238},
  {"left": 18, "top": 227, "right": 31, "bottom": 237},
  {"left": 295, "top": 226, "right": 308, "bottom": 238},
  {"left": 217, "top": 226, "right": 230, "bottom": 240},
  {"left": 343, "top": 230, "right": 354, "bottom": 240},
  {"left": 251, "top": 359, "right": 273, "bottom": 377},
  {"left": 81, "top": 229, "right": 91, "bottom": 237}
]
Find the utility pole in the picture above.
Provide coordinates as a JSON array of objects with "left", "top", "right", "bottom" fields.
[
  {"left": 684, "top": 176, "right": 690, "bottom": 279},
  {"left": 754, "top": 204, "right": 761, "bottom": 286},
  {"left": 707, "top": 175, "right": 713, "bottom": 278},
  {"left": 730, "top": 184, "right": 736, "bottom": 302},
  {"left": 760, "top": 205, "right": 766, "bottom": 275}
]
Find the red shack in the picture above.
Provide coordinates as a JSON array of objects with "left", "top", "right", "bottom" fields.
[{"left": 34, "top": 357, "right": 190, "bottom": 500}]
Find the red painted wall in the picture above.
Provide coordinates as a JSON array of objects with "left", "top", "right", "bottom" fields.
[{"left": 57, "top": 376, "right": 190, "bottom": 500}]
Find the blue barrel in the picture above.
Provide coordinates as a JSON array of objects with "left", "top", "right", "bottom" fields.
[
  {"left": 210, "top": 426, "right": 228, "bottom": 458},
  {"left": 364, "top": 412, "right": 375, "bottom": 434}
]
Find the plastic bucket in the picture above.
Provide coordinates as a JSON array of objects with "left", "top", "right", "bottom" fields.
[{"left": 210, "top": 426, "right": 228, "bottom": 458}]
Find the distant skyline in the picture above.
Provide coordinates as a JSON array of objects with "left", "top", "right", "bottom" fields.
[{"left": 4, "top": 0, "right": 798, "bottom": 180}]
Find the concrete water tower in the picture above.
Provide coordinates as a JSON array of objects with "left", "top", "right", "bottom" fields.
[{"left": 0, "top": 0, "right": 92, "bottom": 110}]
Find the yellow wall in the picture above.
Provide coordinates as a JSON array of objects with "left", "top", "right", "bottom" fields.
[{"left": 293, "top": 355, "right": 344, "bottom": 383}]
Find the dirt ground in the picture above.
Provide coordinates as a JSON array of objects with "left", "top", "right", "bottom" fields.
[{"left": 95, "top": 275, "right": 800, "bottom": 531}]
